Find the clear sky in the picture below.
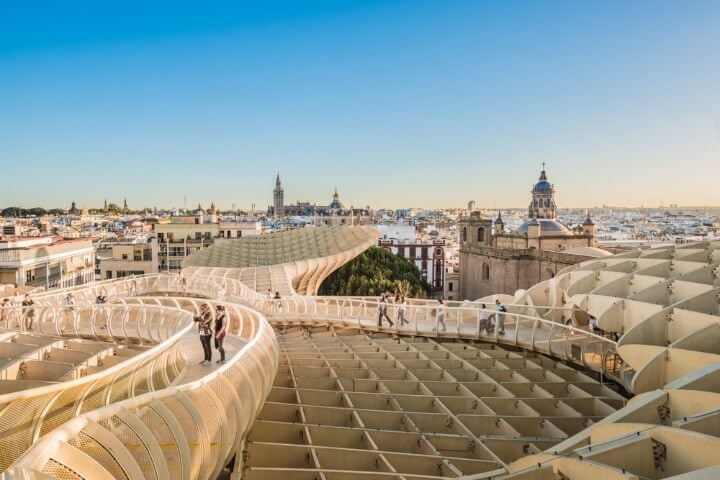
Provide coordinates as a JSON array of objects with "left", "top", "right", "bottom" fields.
[{"left": 1, "top": 0, "right": 719, "bottom": 210}]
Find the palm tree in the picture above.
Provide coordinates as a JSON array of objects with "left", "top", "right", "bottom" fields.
[{"left": 395, "top": 279, "right": 411, "bottom": 298}]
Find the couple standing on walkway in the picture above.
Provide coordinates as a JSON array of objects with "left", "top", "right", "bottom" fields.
[{"left": 194, "top": 303, "right": 228, "bottom": 365}]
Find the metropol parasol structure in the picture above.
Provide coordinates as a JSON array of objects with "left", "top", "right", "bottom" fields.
[{"left": 0, "top": 225, "right": 718, "bottom": 479}]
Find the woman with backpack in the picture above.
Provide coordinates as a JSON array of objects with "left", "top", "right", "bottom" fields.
[{"left": 495, "top": 299, "right": 506, "bottom": 335}]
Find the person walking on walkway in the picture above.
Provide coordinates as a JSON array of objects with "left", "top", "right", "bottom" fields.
[
  {"left": 0, "top": 298, "right": 9, "bottom": 328},
  {"left": 495, "top": 299, "right": 506, "bottom": 335},
  {"left": 61, "top": 293, "right": 76, "bottom": 334},
  {"left": 214, "top": 305, "right": 228, "bottom": 364},
  {"left": 396, "top": 295, "right": 408, "bottom": 326},
  {"left": 477, "top": 303, "right": 493, "bottom": 334},
  {"left": 377, "top": 294, "right": 394, "bottom": 327},
  {"left": 194, "top": 303, "right": 214, "bottom": 365},
  {"left": 95, "top": 288, "right": 108, "bottom": 304},
  {"left": 11, "top": 291, "right": 22, "bottom": 329},
  {"left": 96, "top": 288, "right": 109, "bottom": 330},
  {"left": 436, "top": 299, "right": 447, "bottom": 332},
  {"left": 273, "top": 291, "right": 283, "bottom": 316},
  {"left": 22, "top": 294, "right": 35, "bottom": 331}
]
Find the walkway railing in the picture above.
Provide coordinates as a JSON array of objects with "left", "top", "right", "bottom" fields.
[
  {"left": 256, "top": 296, "right": 630, "bottom": 386},
  {"left": 27, "top": 272, "right": 263, "bottom": 307},
  {"left": 0, "top": 303, "right": 192, "bottom": 472},
  {"left": 4, "top": 301, "right": 278, "bottom": 480},
  {"left": 0, "top": 271, "right": 632, "bottom": 479}
]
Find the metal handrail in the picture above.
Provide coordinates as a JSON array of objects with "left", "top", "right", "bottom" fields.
[
  {"left": 6, "top": 300, "right": 279, "bottom": 480},
  {"left": 0, "top": 303, "right": 193, "bottom": 471},
  {"left": 254, "top": 296, "right": 624, "bottom": 382}
]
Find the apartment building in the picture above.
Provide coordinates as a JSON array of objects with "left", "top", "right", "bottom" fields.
[
  {"left": 97, "top": 238, "right": 158, "bottom": 279},
  {"left": 0, "top": 236, "right": 95, "bottom": 289},
  {"left": 154, "top": 212, "right": 261, "bottom": 272}
]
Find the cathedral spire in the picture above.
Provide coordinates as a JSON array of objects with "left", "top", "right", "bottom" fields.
[{"left": 273, "top": 173, "right": 284, "bottom": 218}]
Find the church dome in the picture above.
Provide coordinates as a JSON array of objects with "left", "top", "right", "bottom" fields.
[
  {"left": 329, "top": 188, "right": 344, "bottom": 209},
  {"left": 532, "top": 169, "right": 553, "bottom": 193},
  {"left": 533, "top": 180, "right": 552, "bottom": 192},
  {"left": 516, "top": 218, "right": 573, "bottom": 236}
]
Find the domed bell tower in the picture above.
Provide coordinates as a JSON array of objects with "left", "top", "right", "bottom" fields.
[
  {"left": 583, "top": 212, "right": 596, "bottom": 246},
  {"left": 529, "top": 163, "right": 557, "bottom": 220}
]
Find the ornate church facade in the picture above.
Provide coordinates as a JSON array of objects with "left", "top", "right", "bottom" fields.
[{"left": 458, "top": 167, "right": 605, "bottom": 300}]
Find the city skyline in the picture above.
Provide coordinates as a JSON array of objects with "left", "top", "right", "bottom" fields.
[
  {"left": 2, "top": 1, "right": 719, "bottom": 209},
  {"left": 2, "top": 168, "right": 720, "bottom": 213}
]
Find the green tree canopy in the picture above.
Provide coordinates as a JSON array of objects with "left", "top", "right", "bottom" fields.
[
  {"left": 319, "top": 247, "right": 431, "bottom": 298},
  {"left": 107, "top": 203, "right": 121, "bottom": 215},
  {"left": 1, "top": 207, "right": 47, "bottom": 217}
]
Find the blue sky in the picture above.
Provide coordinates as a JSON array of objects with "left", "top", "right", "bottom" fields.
[{"left": 1, "top": 0, "right": 719, "bottom": 210}]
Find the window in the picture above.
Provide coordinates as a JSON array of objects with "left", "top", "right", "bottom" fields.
[
  {"left": 482, "top": 264, "right": 490, "bottom": 280},
  {"left": 133, "top": 250, "right": 142, "bottom": 261},
  {"left": 462, "top": 227, "right": 467, "bottom": 242},
  {"left": 105, "top": 271, "right": 113, "bottom": 279},
  {"left": 121, "top": 253, "right": 128, "bottom": 260},
  {"left": 478, "top": 227, "right": 485, "bottom": 243},
  {"left": 143, "top": 249, "right": 152, "bottom": 261},
  {"left": 448, "top": 282, "right": 454, "bottom": 292}
]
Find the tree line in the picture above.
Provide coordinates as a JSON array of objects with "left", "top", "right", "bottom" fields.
[{"left": 319, "top": 246, "right": 431, "bottom": 297}]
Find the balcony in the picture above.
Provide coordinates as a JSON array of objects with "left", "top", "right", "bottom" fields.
[{"left": 0, "top": 250, "right": 21, "bottom": 264}]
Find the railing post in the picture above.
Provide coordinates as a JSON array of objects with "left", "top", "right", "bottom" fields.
[
  {"left": 547, "top": 321, "right": 555, "bottom": 355},
  {"left": 530, "top": 317, "right": 538, "bottom": 350}
]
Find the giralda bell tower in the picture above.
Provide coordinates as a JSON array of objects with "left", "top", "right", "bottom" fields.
[{"left": 273, "top": 173, "right": 284, "bottom": 218}]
